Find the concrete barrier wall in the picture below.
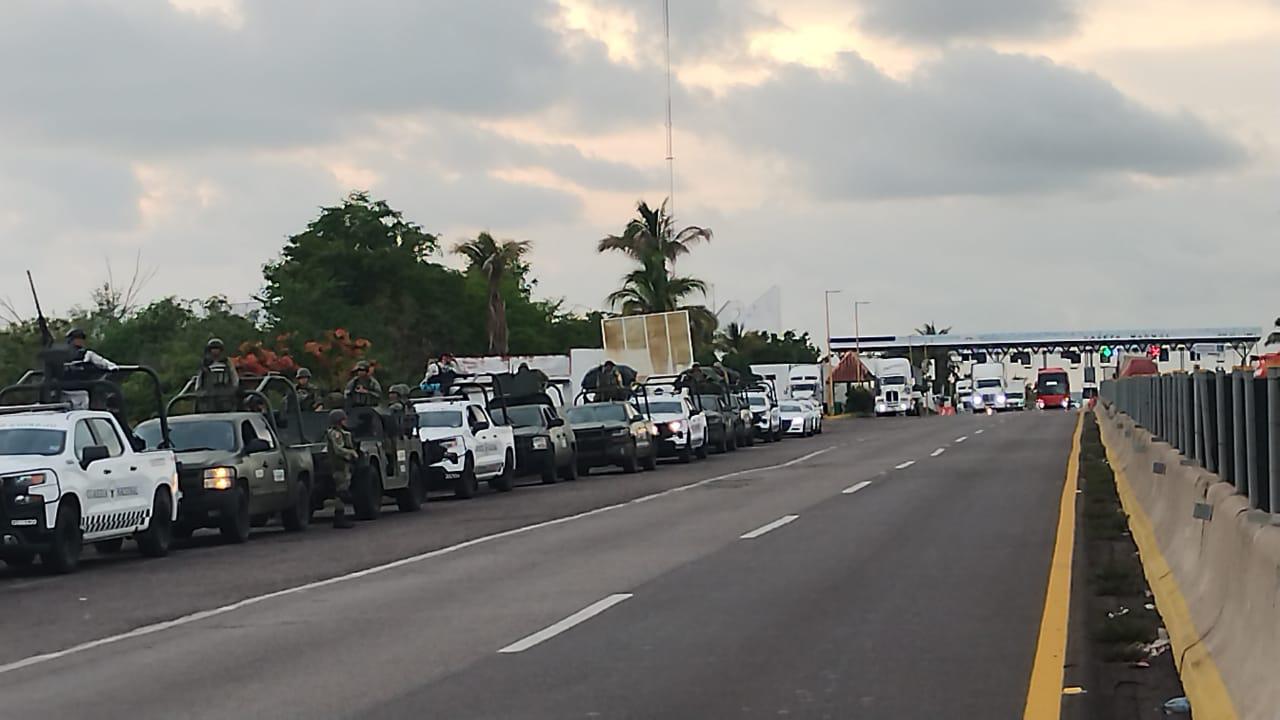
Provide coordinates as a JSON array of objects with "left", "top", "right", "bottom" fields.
[{"left": 1098, "top": 401, "right": 1280, "bottom": 720}]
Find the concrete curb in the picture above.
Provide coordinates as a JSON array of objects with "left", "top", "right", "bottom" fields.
[{"left": 1097, "top": 402, "right": 1265, "bottom": 720}]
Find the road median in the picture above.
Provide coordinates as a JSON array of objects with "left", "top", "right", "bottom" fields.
[{"left": 1097, "top": 401, "right": 1273, "bottom": 719}]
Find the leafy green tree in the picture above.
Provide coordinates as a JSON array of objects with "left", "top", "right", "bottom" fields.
[
  {"left": 453, "top": 232, "right": 531, "bottom": 355},
  {"left": 915, "top": 322, "right": 953, "bottom": 395}
]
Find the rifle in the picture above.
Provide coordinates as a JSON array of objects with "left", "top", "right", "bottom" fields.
[{"left": 27, "top": 271, "right": 53, "bottom": 347}]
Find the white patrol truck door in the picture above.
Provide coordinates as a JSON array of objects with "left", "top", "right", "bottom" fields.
[
  {"left": 685, "top": 400, "right": 706, "bottom": 447},
  {"left": 467, "top": 405, "right": 499, "bottom": 473},
  {"left": 70, "top": 419, "right": 113, "bottom": 536},
  {"left": 86, "top": 418, "right": 146, "bottom": 536}
]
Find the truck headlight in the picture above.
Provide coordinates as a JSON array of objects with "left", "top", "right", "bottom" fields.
[
  {"left": 203, "top": 467, "right": 235, "bottom": 491},
  {"left": 532, "top": 436, "right": 550, "bottom": 450},
  {"left": 9, "top": 472, "right": 47, "bottom": 489},
  {"left": 996, "top": 394, "right": 1007, "bottom": 405},
  {"left": 972, "top": 395, "right": 984, "bottom": 406},
  {"left": 439, "top": 437, "right": 464, "bottom": 456},
  {"left": 668, "top": 420, "right": 684, "bottom": 433}
]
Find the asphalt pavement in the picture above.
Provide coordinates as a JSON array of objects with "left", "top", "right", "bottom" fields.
[{"left": 0, "top": 410, "right": 1078, "bottom": 719}]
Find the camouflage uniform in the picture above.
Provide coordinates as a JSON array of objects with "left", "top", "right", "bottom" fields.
[
  {"left": 195, "top": 339, "right": 239, "bottom": 412},
  {"left": 325, "top": 411, "right": 359, "bottom": 528},
  {"left": 295, "top": 368, "right": 322, "bottom": 411},
  {"left": 344, "top": 362, "right": 383, "bottom": 407},
  {"left": 596, "top": 365, "right": 628, "bottom": 401}
]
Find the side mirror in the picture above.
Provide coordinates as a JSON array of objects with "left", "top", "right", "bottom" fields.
[
  {"left": 244, "top": 438, "right": 271, "bottom": 454},
  {"left": 81, "top": 445, "right": 110, "bottom": 470},
  {"left": 473, "top": 420, "right": 490, "bottom": 432},
  {"left": 548, "top": 417, "right": 565, "bottom": 428}
]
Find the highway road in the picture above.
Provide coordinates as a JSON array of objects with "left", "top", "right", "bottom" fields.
[{"left": 0, "top": 411, "right": 1078, "bottom": 719}]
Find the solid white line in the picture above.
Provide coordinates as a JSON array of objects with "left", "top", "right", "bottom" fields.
[
  {"left": 931, "top": 448, "right": 946, "bottom": 457},
  {"left": 498, "top": 594, "right": 633, "bottom": 654},
  {"left": 842, "top": 481, "right": 873, "bottom": 495},
  {"left": 955, "top": 436, "right": 968, "bottom": 444},
  {"left": 894, "top": 460, "right": 916, "bottom": 470},
  {"left": 740, "top": 514, "right": 800, "bottom": 539},
  {"left": 0, "top": 445, "right": 839, "bottom": 677},
  {"left": 975, "top": 429, "right": 985, "bottom": 435}
]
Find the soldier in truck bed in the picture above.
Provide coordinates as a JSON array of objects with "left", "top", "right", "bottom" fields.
[
  {"left": 295, "top": 367, "right": 323, "bottom": 411},
  {"left": 344, "top": 360, "right": 382, "bottom": 407}
]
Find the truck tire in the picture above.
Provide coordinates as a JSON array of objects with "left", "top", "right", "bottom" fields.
[
  {"left": 744, "top": 429, "right": 755, "bottom": 447},
  {"left": 94, "top": 538, "right": 124, "bottom": 555},
  {"left": 281, "top": 478, "right": 312, "bottom": 532},
  {"left": 42, "top": 501, "right": 82, "bottom": 574},
  {"left": 395, "top": 460, "right": 426, "bottom": 513},
  {"left": 677, "top": 444, "right": 692, "bottom": 464},
  {"left": 621, "top": 442, "right": 639, "bottom": 474},
  {"left": 490, "top": 451, "right": 515, "bottom": 493},
  {"left": 559, "top": 450, "right": 579, "bottom": 482},
  {"left": 354, "top": 465, "right": 384, "bottom": 521},
  {"left": 137, "top": 491, "right": 173, "bottom": 558},
  {"left": 455, "top": 454, "right": 479, "bottom": 498},
  {"left": 695, "top": 438, "right": 709, "bottom": 460},
  {"left": 219, "top": 485, "right": 251, "bottom": 544},
  {"left": 540, "top": 454, "right": 560, "bottom": 484},
  {"left": 643, "top": 445, "right": 658, "bottom": 471}
]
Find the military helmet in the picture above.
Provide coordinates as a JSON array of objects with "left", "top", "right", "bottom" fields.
[
  {"left": 296, "top": 367, "right": 312, "bottom": 380},
  {"left": 328, "top": 409, "right": 347, "bottom": 426},
  {"left": 65, "top": 327, "right": 86, "bottom": 341},
  {"left": 389, "top": 383, "right": 411, "bottom": 397},
  {"left": 206, "top": 337, "right": 225, "bottom": 351},
  {"left": 354, "top": 360, "right": 371, "bottom": 372}
]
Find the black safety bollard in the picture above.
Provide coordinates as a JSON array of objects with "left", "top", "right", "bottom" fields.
[
  {"left": 1216, "top": 369, "right": 1232, "bottom": 484},
  {"left": 1202, "top": 371, "right": 1217, "bottom": 474},
  {"left": 1233, "top": 371, "right": 1249, "bottom": 496},
  {"left": 1192, "top": 372, "right": 1203, "bottom": 467}
]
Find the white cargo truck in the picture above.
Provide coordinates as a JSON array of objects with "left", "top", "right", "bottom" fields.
[
  {"left": 873, "top": 358, "right": 918, "bottom": 417},
  {"left": 969, "top": 362, "right": 1008, "bottom": 413}
]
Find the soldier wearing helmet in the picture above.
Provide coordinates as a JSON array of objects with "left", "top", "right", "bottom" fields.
[
  {"left": 324, "top": 409, "right": 358, "bottom": 529},
  {"left": 195, "top": 337, "right": 239, "bottom": 412},
  {"left": 344, "top": 360, "right": 383, "bottom": 408},
  {"left": 61, "top": 327, "right": 120, "bottom": 409},
  {"left": 295, "top": 367, "right": 323, "bottom": 412}
]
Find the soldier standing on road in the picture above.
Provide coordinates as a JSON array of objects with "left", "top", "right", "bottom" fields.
[
  {"left": 62, "top": 328, "right": 120, "bottom": 410},
  {"left": 195, "top": 338, "right": 240, "bottom": 412},
  {"left": 295, "top": 367, "right": 323, "bottom": 411},
  {"left": 325, "top": 409, "right": 358, "bottom": 529},
  {"left": 344, "top": 360, "right": 383, "bottom": 407}
]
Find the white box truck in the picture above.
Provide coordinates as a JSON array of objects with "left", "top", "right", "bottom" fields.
[{"left": 787, "top": 364, "right": 825, "bottom": 406}]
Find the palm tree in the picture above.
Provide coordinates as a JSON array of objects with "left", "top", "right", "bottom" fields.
[
  {"left": 453, "top": 232, "right": 531, "bottom": 355},
  {"left": 599, "top": 200, "right": 717, "bottom": 348},
  {"left": 915, "top": 322, "right": 953, "bottom": 396}
]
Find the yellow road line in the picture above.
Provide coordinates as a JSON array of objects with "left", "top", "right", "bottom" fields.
[
  {"left": 1023, "top": 411, "right": 1083, "bottom": 720},
  {"left": 1101, "top": 427, "right": 1238, "bottom": 719}
]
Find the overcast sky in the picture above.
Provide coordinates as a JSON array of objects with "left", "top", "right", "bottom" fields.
[{"left": 1, "top": 0, "right": 1274, "bottom": 341}]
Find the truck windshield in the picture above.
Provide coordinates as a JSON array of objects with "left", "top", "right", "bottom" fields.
[
  {"left": 748, "top": 396, "right": 767, "bottom": 408},
  {"left": 1037, "top": 373, "right": 1070, "bottom": 395},
  {"left": 648, "top": 401, "right": 684, "bottom": 415},
  {"left": 418, "top": 411, "right": 464, "bottom": 428},
  {"left": 490, "top": 405, "right": 546, "bottom": 428},
  {"left": 0, "top": 428, "right": 66, "bottom": 456},
  {"left": 697, "top": 395, "right": 723, "bottom": 411},
  {"left": 976, "top": 379, "right": 1002, "bottom": 388},
  {"left": 137, "top": 420, "right": 237, "bottom": 452},
  {"left": 881, "top": 375, "right": 906, "bottom": 386},
  {"left": 780, "top": 404, "right": 802, "bottom": 413},
  {"left": 792, "top": 383, "right": 816, "bottom": 393},
  {"left": 566, "top": 405, "right": 629, "bottom": 423}
]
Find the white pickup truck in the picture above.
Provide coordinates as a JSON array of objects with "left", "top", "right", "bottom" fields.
[
  {"left": 414, "top": 398, "right": 516, "bottom": 499},
  {"left": 0, "top": 405, "right": 179, "bottom": 573}
]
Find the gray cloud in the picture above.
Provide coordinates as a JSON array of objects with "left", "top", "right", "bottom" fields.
[
  {"left": 856, "top": 0, "right": 1080, "bottom": 42},
  {"left": 703, "top": 49, "right": 1247, "bottom": 200}
]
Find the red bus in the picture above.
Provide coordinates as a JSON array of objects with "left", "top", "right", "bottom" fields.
[{"left": 1035, "top": 367, "right": 1071, "bottom": 410}]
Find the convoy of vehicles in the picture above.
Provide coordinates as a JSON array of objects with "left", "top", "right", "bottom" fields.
[{"left": 0, "top": 341, "right": 847, "bottom": 577}]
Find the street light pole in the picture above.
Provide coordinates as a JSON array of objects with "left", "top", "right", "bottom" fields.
[
  {"left": 853, "top": 301, "right": 871, "bottom": 384},
  {"left": 824, "top": 290, "right": 842, "bottom": 416}
]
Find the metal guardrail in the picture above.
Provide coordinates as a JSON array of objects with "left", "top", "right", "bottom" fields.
[{"left": 1102, "top": 368, "right": 1280, "bottom": 511}]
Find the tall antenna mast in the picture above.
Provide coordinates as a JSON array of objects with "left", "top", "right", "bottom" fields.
[{"left": 663, "top": 0, "right": 676, "bottom": 228}]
